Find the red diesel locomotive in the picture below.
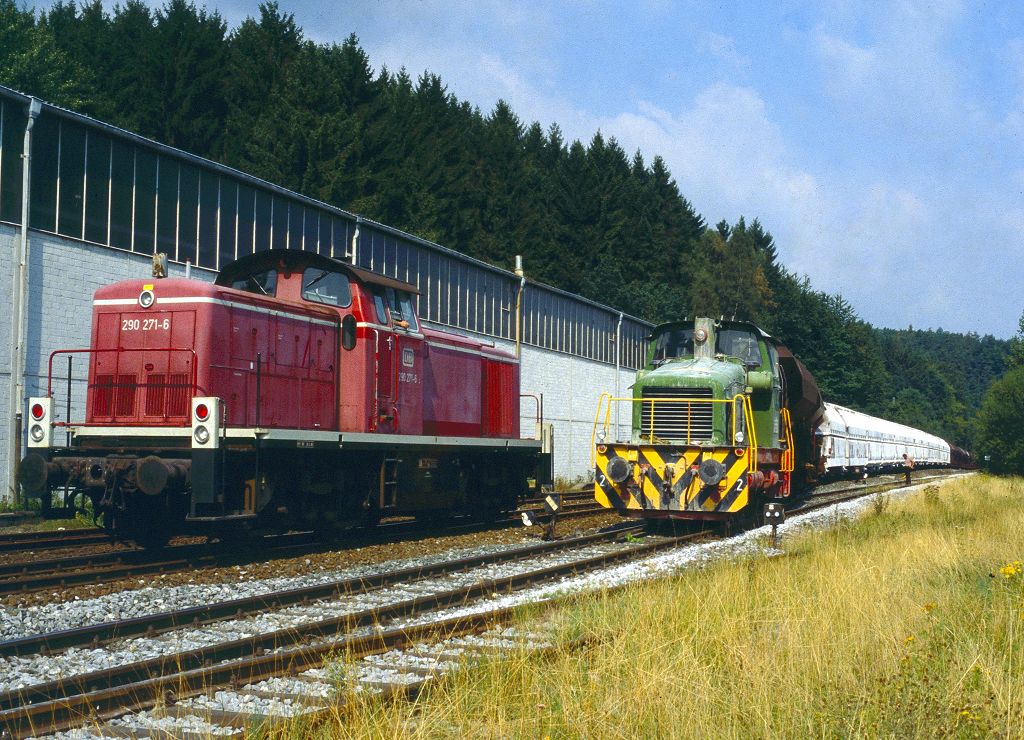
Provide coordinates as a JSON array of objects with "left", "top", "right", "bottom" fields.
[{"left": 19, "top": 250, "right": 542, "bottom": 545}]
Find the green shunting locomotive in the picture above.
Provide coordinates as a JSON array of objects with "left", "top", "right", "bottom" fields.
[{"left": 593, "top": 317, "right": 825, "bottom": 521}]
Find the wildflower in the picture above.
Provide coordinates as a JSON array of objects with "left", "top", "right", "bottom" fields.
[
  {"left": 904, "top": 635, "right": 916, "bottom": 645},
  {"left": 999, "top": 561, "right": 1022, "bottom": 579},
  {"left": 922, "top": 602, "right": 936, "bottom": 613}
]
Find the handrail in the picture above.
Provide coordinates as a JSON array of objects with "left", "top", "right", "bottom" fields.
[
  {"left": 591, "top": 392, "right": 612, "bottom": 466},
  {"left": 780, "top": 407, "right": 795, "bottom": 473},
  {"left": 592, "top": 393, "right": 759, "bottom": 472},
  {"left": 520, "top": 393, "right": 543, "bottom": 428},
  {"left": 46, "top": 347, "right": 198, "bottom": 426}
]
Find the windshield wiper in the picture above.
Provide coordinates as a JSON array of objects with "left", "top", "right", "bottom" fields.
[{"left": 304, "top": 270, "right": 330, "bottom": 294}]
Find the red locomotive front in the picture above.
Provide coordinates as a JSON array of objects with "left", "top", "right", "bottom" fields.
[{"left": 20, "top": 250, "right": 540, "bottom": 544}]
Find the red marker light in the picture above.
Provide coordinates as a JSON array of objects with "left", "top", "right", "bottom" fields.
[
  {"left": 195, "top": 403, "right": 210, "bottom": 422},
  {"left": 31, "top": 403, "right": 44, "bottom": 420}
]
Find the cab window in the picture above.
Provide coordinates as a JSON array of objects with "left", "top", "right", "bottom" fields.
[
  {"left": 371, "top": 288, "right": 389, "bottom": 324},
  {"left": 301, "top": 267, "right": 352, "bottom": 307},
  {"left": 717, "top": 329, "right": 761, "bottom": 367},
  {"left": 386, "top": 287, "right": 419, "bottom": 331},
  {"left": 231, "top": 269, "right": 277, "bottom": 296},
  {"left": 399, "top": 292, "right": 419, "bottom": 331},
  {"left": 653, "top": 328, "right": 694, "bottom": 363}
]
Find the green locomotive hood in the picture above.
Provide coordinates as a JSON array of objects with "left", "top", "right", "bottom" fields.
[
  {"left": 635, "top": 357, "right": 746, "bottom": 398},
  {"left": 632, "top": 358, "right": 748, "bottom": 446}
]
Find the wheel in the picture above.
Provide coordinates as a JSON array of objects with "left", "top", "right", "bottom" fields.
[
  {"left": 121, "top": 496, "right": 176, "bottom": 548},
  {"left": 361, "top": 499, "right": 381, "bottom": 528},
  {"left": 127, "top": 520, "right": 172, "bottom": 548}
]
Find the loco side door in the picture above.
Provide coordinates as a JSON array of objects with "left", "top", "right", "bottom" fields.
[
  {"left": 367, "top": 287, "right": 397, "bottom": 432},
  {"left": 384, "top": 287, "right": 423, "bottom": 436}
]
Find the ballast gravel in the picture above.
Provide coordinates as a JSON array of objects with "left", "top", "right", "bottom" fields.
[
  {"left": 4, "top": 511, "right": 621, "bottom": 609},
  {"left": 244, "top": 675, "right": 335, "bottom": 698},
  {"left": 0, "top": 537, "right": 571, "bottom": 641},
  {"left": 0, "top": 541, "right": 630, "bottom": 693},
  {"left": 188, "top": 689, "right": 315, "bottom": 717},
  {"left": 108, "top": 710, "right": 240, "bottom": 736}
]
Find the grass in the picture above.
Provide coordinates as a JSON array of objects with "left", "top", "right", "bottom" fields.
[
  {"left": 266, "top": 475, "right": 1024, "bottom": 738},
  {"left": 0, "top": 491, "right": 95, "bottom": 531},
  {"left": 24, "top": 511, "right": 96, "bottom": 531},
  {"left": 552, "top": 475, "right": 589, "bottom": 492}
]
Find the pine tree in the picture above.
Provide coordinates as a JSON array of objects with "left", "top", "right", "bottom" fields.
[
  {"left": 1008, "top": 311, "right": 1024, "bottom": 369},
  {"left": 0, "top": 0, "right": 85, "bottom": 106}
]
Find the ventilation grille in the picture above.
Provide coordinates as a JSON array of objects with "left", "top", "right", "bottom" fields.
[
  {"left": 144, "top": 373, "right": 190, "bottom": 418},
  {"left": 91, "top": 374, "right": 137, "bottom": 419},
  {"left": 639, "top": 386, "right": 715, "bottom": 441}
]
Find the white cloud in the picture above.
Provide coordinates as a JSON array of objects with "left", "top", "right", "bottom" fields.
[
  {"left": 589, "top": 82, "right": 1001, "bottom": 334},
  {"left": 598, "top": 85, "right": 836, "bottom": 268},
  {"left": 604, "top": 84, "right": 799, "bottom": 205},
  {"left": 811, "top": 2, "right": 982, "bottom": 142},
  {"left": 699, "top": 32, "right": 750, "bottom": 71}
]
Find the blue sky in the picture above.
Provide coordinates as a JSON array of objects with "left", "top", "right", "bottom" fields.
[{"left": 106, "top": 0, "right": 1024, "bottom": 337}]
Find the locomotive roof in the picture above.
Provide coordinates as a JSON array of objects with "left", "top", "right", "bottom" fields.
[
  {"left": 650, "top": 318, "right": 773, "bottom": 340},
  {"left": 216, "top": 249, "right": 419, "bottom": 294}
]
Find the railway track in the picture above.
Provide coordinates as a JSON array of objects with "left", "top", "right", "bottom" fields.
[
  {"left": 0, "top": 498, "right": 608, "bottom": 597},
  {"left": 0, "top": 521, "right": 688, "bottom": 736},
  {"left": 0, "top": 526, "right": 110, "bottom": 554},
  {"left": 0, "top": 489, "right": 589, "bottom": 556},
  {"left": 794, "top": 470, "right": 958, "bottom": 513},
  {"left": 0, "top": 472, "right": 968, "bottom": 738}
]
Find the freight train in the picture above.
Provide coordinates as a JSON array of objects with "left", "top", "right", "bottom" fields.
[
  {"left": 592, "top": 317, "right": 964, "bottom": 522},
  {"left": 18, "top": 250, "right": 543, "bottom": 546}
]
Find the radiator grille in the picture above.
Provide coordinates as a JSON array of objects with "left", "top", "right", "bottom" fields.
[
  {"left": 639, "top": 386, "right": 715, "bottom": 441},
  {"left": 166, "top": 373, "right": 190, "bottom": 417},
  {"left": 92, "top": 374, "right": 113, "bottom": 417},
  {"left": 145, "top": 373, "right": 165, "bottom": 416},
  {"left": 92, "top": 373, "right": 137, "bottom": 418},
  {"left": 145, "top": 373, "right": 191, "bottom": 418},
  {"left": 114, "top": 374, "right": 136, "bottom": 416}
]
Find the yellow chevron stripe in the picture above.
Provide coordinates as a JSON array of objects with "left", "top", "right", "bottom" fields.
[{"left": 595, "top": 443, "right": 756, "bottom": 515}]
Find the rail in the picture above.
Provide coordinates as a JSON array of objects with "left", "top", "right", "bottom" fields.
[
  {"left": 46, "top": 347, "right": 198, "bottom": 426},
  {"left": 591, "top": 393, "right": 758, "bottom": 471}
]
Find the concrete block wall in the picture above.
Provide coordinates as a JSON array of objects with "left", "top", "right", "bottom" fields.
[
  {"left": 1, "top": 225, "right": 640, "bottom": 498},
  {"left": 518, "top": 344, "right": 634, "bottom": 484}
]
